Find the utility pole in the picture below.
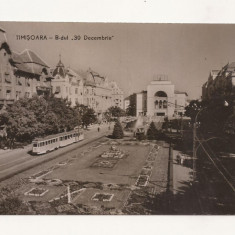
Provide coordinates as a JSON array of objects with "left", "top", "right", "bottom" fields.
[
  {"left": 67, "top": 185, "right": 71, "bottom": 204},
  {"left": 192, "top": 122, "right": 197, "bottom": 181}
]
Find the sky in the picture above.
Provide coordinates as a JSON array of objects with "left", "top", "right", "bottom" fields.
[{"left": 1, "top": 22, "right": 235, "bottom": 99}]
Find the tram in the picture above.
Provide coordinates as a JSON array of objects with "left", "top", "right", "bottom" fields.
[{"left": 32, "top": 129, "right": 84, "bottom": 155}]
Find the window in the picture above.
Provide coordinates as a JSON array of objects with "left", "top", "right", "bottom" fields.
[
  {"left": 6, "top": 90, "right": 11, "bottom": 100},
  {"left": 33, "top": 143, "right": 37, "bottom": 147},
  {"left": 75, "top": 88, "right": 78, "bottom": 94},
  {"left": 16, "top": 91, "right": 21, "bottom": 100},
  {"left": 25, "top": 92, "right": 30, "bottom": 98}
]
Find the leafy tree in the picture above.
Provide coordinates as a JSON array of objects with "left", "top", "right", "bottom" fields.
[
  {"left": 47, "top": 97, "right": 78, "bottom": 132},
  {"left": 107, "top": 106, "right": 126, "bottom": 117},
  {"left": 82, "top": 107, "right": 97, "bottom": 128},
  {"left": 74, "top": 104, "right": 97, "bottom": 128},
  {"left": 0, "top": 105, "right": 40, "bottom": 146},
  {"left": 147, "top": 122, "right": 158, "bottom": 140},
  {"left": 185, "top": 99, "right": 202, "bottom": 123},
  {"left": 112, "top": 119, "right": 124, "bottom": 139}
]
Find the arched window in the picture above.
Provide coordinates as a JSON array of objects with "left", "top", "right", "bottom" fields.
[{"left": 155, "top": 91, "right": 167, "bottom": 97}]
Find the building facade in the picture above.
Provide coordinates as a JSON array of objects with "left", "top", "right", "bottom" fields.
[
  {"left": 82, "top": 68, "right": 112, "bottom": 116},
  {"left": 52, "top": 58, "right": 83, "bottom": 107},
  {"left": 136, "top": 91, "right": 147, "bottom": 116},
  {"left": 202, "top": 63, "right": 235, "bottom": 103},
  {"left": 109, "top": 81, "right": 124, "bottom": 109},
  {"left": 0, "top": 29, "right": 52, "bottom": 107},
  {"left": 147, "top": 76, "right": 175, "bottom": 117},
  {"left": 133, "top": 75, "right": 188, "bottom": 118}
]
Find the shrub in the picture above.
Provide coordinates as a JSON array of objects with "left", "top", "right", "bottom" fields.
[
  {"left": 147, "top": 122, "right": 157, "bottom": 140},
  {"left": 112, "top": 120, "right": 124, "bottom": 139}
]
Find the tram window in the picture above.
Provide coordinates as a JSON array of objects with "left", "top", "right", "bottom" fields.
[
  {"left": 65, "top": 136, "right": 67, "bottom": 140},
  {"left": 33, "top": 143, "right": 37, "bottom": 147},
  {"left": 42, "top": 142, "right": 45, "bottom": 146}
]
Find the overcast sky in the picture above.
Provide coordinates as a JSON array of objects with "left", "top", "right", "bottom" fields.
[{"left": 1, "top": 22, "right": 235, "bottom": 99}]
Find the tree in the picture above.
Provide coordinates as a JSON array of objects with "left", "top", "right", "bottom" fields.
[
  {"left": 112, "top": 119, "right": 124, "bottom": 139},
  {"left": 185, "top": 99, "right": 202, "bottom": 123},
  {"left": 107, "top": 106, "right": 126, "bottom": 118},
  {"left": 146, "top": 122, "right": 158, "bottom": 140},
  {"left": 74, "top": 104, "right": 97, "bottom": 128},
  {"left": 0, "top": 105, "right": 41, "bottom": 146},
  {"left": 82, "top": 107, "right": 97, "bottom": 128}
]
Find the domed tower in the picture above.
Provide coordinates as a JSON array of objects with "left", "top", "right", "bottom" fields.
[{"left": 52, "top": 55, "right": 66, "bottom": 78}]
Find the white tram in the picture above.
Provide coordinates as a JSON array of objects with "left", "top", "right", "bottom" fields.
[{"left": 32, "top": 130, "right": 84, "bottom": 155}]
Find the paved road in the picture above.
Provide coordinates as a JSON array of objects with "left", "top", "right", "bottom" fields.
[{"left": 0, "top": 123, "right": 113, "bottom": 182}]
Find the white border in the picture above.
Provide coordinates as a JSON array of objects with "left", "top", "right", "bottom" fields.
[{"left": 1, "top": 0, "right": 235, "bottom": 235}]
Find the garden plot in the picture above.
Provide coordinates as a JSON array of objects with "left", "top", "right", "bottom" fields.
[
  {"left": 135, "top": 175, "right": 149, "bottom": 187},
  {"left": 100, "top": 146, "right": 128, "bottom": 159},
  {"left": 24, "top": 187, "right": 49, "bottom": 197},
  {"left": 91, "top": 159, "right": 118, "bottom": 168},
  {"left": 91, "top": 193, "right": 114, "bottom": 202}
]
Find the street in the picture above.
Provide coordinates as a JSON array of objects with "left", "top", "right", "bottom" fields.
[{"left": 0, "top": 124, "right": 112, "bottom": 182}]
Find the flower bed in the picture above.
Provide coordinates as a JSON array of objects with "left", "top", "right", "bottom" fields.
[
  {"left": 24, "top": 187, "right": 49, "bottom": 197},
  {"left": 135, "top": 175, "right": 149, "bottom": 187},
  {"left": 91, "top": 193, "right": 114, "bottom": 202},
  {"left": 140, "top": 168, "right": 152, "bottom": 177},
  {"left": 91, "top": 159, "right": 118, "bottom": 168}
]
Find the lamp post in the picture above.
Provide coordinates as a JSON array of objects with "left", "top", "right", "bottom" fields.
[{"left": 192, "top": 107, "right": 206, "bottom": 181}]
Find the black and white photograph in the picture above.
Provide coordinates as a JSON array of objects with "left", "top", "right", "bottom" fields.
[{"left": 0, "top": 21, "right": 235, "bottom": 216}]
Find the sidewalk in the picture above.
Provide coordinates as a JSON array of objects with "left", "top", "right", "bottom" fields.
[{"left": 172, "top": 150, "right": 193, "bottom": 195}]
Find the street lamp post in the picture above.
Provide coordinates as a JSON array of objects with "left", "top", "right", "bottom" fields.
[{"left": 192, "top": 107, "right": 206, "bottom": 181}]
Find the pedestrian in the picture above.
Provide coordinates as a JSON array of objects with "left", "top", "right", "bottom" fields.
[{"left": 98, "top": 127, "right": 100, "bottom": 132}]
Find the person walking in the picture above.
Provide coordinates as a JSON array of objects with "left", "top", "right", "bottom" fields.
[{"left": 98, "top": 127, "right": 100, "bottom": 132}]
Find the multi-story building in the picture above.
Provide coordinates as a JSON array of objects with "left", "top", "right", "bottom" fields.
[
  {"left": 52, "top": 58, "right": 83, "bottom": 106},
  {"left": 202, "top": 63, "right": 235, "bottom": 104},
  {"left": 82, "top": 68, "right": 112, "bottom": 116},
  {"left": 136, "top": 91, "right": 147, "bottom": 116},
  {"left": 134, "top": 75, "right": 188, "bottom": 118},
  {"left": 0, "top": 28, "right": 52, "bottom": 107},
  {"left": 109, "top": 81, "right": 124, "bottom": 109}
]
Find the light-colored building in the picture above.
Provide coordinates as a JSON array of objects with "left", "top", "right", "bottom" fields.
[
  {"left": 0, "top": 28, "right": 52, "bottom": 107},
  {"left": 134, "top": 75, "right": 188, "bottom": 118},
  {"left": 51, "top": 58, "right": 83, "bottom": 106},
  {"left": 124, "top": 97, "right": 130, "bottom": 111},
  {"left": 82, "top": 68, "right": 112, "bottom": 116},
  {"left": 174, "top": 91, "right": 188, "bottom": 117},
  {"left": 136, "top": 91, "right": 147, "bottom": 116},
  {"left": 109, "top": 81, "right": 124, "bottom": 109},
  {"left": 147, "top": 75, "right": 175, "bottom": 117}
]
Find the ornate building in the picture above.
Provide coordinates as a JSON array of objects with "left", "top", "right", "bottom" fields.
[
  {"left": 202, "top": 63, "right": 235, "bottom": 103},
  {"left": 82, "top": 68, "right": 112, "bottom": 116},
  {"left": 0, "top": 28, "right": 52, "bottom": 107},
  {"left": 135, "top": 75, "right": 188, "bottom": 118},
  {"left": 51, "top": 57, "right": 83, "bottom": 106},
  {"left": 109, "top": 81, "right": 124, "bottom": 109}
]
